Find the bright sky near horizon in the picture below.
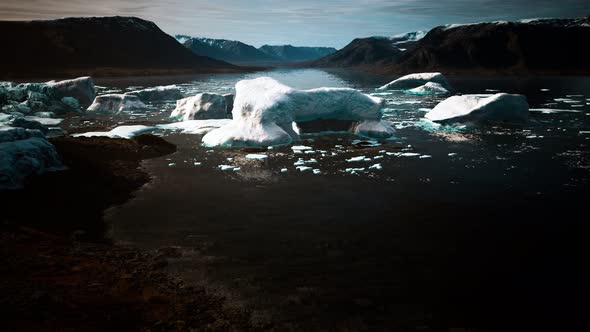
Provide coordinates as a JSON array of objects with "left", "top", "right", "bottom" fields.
[{"left": 1, "top": 0, "right": 589, "bottom": 48}]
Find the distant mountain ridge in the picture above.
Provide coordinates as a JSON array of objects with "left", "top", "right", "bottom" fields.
[
  {"left": 0, "top": 16, "right": 243, "bottom": 79},
  {"left": 311, "top": 16, "right": 590, "bottom": 75},
  {"left": 175, "top": 35, "right": 337, "bottom": 63}
]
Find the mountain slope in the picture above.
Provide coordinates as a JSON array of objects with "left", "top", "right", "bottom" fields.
[
  {"left": 258, "top": 45, "right": 337, "bottom": 62},
  {"left": 0, "top": 16, "right": 241, "bottom": 78},
  {"left": 311, "top": 17, "right": 590, "bottom": 75},
  {"left": 176, "top": 36, "right": 279, "bottom": 63}
]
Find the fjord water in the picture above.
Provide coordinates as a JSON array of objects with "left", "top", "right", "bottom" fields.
[{"left": 97, "top": 69, "right": 590, "bottom": 329}]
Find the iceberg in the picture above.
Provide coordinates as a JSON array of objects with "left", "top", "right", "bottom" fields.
[
  {"left": 202, "top": 77, "right": 394, "bottom": 147},
  {"left": 87, "top": 94, "right": 148, "bottom": 114},
  {"left": 425, "top": 93, "right": 529, "bottom": 123},
  {"left": 126, "top": 85, "right": 184, "bottom": 102},
  {"left": 378, "top": 72, "right": 451, "bottom": 91},
  {"left": 170, "top": 93, "right": 232, "bottom": 121},
  {"left": 45, "top": 76, "right": 96, "bottom": 107},
  {"left": 0, "top": 127, "right": 62, "bottom": 190}
]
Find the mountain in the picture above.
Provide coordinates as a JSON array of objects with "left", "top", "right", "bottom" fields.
[
  {"left": 176, "top": 35, "right": 338, "bottom": 64},
  {"left": 0, "top": 16, "right": 242, "bottom": 79},
  {"left": 310, "top": 37, "right": 405, "bottom": 67},
  {"left": 311, "top": 17, "right": 590, "bottom": 75},
  {"left": 175, "top": 36, "right": 279, "bottom": 63},
  {"left": 258, "top": 45, "right": 338, "bottom": 62}
]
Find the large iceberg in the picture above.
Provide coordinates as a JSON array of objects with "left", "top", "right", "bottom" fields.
[
  {"left": 170, "top": 93, "right": 232, "bottom": 121},
  {"left": 0, "top": 127, "right": 62, "bottom": 190},
  {"left": 202, "top": 77, "right": 394, "bottom": 147},
  {"left": 378, "top": 72, "right": 451, "bottom": 91},
  {"left": 87, "top": 94, "right": 147, "bottom": 114},
  {"left": 425, "top": 93, "right": 529, "bottom": 123},
  {"left": 126, "top": 85, "right": 183, "bottom": 102}
]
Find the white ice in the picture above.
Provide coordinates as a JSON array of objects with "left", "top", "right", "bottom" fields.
[
  {"left": 425, "top": 93, "right": 529, "bottom": 123},
  {"left": 378, "top": 72, "right": 451, "bottom": 91}
]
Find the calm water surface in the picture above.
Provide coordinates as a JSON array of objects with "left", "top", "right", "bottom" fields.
[{"left": 72, "top": 69, "right": 590, "bottom": 330}]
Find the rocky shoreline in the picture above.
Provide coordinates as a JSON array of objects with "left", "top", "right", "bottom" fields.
[{"left": 0, "top": 135, "right": 259, "bottom": 331}]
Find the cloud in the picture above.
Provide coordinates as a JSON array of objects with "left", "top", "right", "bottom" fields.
[{"left": 0, "top": 0, "right": 588, "bottom": 47}]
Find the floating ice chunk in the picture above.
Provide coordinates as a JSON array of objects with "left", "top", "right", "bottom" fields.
[
  {"left": 246, "top": 153, "right": 268, "bottom": 160},
  {"left": 168, "top": 163, "right": 176, "bottom": 167},
  {"left": 419, "top": 155, "right": 432, "bottom": 159},
  {"left": 170, "top": 93, "right": 233, "bottom": 121},
  {"left": 351, "top": 139, "right": 382, "bottom": 147},
  {"left": 126, "top": 85, "right": 183, "bottom": 102},
  {"left": 218, "top": 165, "right": 240, "bottom": 171},
  {"left": 540, "top": 89, "right": 550, "bottom": 92},
  {"left": 292, "top": 145, "right": 313, "bottom": 151},
  {"left": 405, "top": 82, "right": 450, "bottom": 95},
  {"left": 313, "top": 169, "right": 321, "bottom": 174},
  {"left": 554, "top": 98, "right": 579, "bottom": 103},
  {"left": 157, "top": 119, "right": 231, "bottom": 135},
  {"left": 87, "top": 94, "right": 147, "bottom": 114},
  {"left": 194, "top": 162, "right": 202, "bottom": 166},
  {"left": 346, "top": 155, "right": 367, "bottom": 162},
  {"left": 369, "top": 163, "right": 382, "bottom": 170},
  {"left": 578, "top": 131, "right": 590, "bottom": 135},
  {"left": 399, "top": 152, "right": 420, "bottom": 157},
  {"left": 202, "top": 77, "right": 394, "bottom": 147},
  {"left": 378, "top": 72, "right": 451, "bottom": 91},
  {"left": 73, "top": 125, "right": 155, "bottom": 139},
  {"left": 448, "top": 153, "right": 457, "bottom": 156},
  {"left": 280, "top": 168, "right": 288, "bottom": 173},
  {"left": 344, "top": 167, "right": 365, "bottom": 174},
  {"left": 373, "top": 155, "right": 384, "bottom": 160},
  {"left": 425, "top": 93, "right": 529, "bottom": 123},
  {"left": 351, "top": 120, "right": 395, "bottom": 139},
  {"left": 296, "top": 166, "right": 313, "bottom": 172}
]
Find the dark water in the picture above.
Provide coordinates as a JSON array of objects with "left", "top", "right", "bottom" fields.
[{"left": 88, "top": 69, "right": 590, "bottom": 330}]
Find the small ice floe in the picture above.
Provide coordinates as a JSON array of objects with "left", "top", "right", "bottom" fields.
[
  {"left": 346, "top": 155, "right": 367, "bottom": 162},
  {"left": 571, "top": 104, "right": 585, "bottom": 108},
  {"left": 526, "top": 135, "right": 544, "bottom": 139},
  {"left": 373, "top": 155, "right": 384, "bottom": 160},
  {"left": 292, "top": 145, "right": 313, "bottom": 152},
  {"left": 226, "top": 157, "right": 233, "bottom": 161},
  {"left": 399, "top": 152, "right": 420, "bottom": 157},
  {"left": 194, "top": 162, "right": 202, "bottom": 166},
  {"left": 296, "top": 166, "right": 313, "bottom": 172},
  {"left": 245, "top": 153, "right": 268, "bottom": 160},
  {"left": 579, "top": 131, "right": 590, "bottom": 135},
  {"left": 369, "top": 163, "right": 382, "bottom": 170},
  {"left": 280, "top": 168, "right": 288, "bottom": 173},
  {"left": 73, "top": 125, "right": 155, "bottom": 139},
  {"left": 313, "top": 169, "right": 321, "bottom": 174},
  {"left": 168, "top": 163, "right": 176, "bottom": 167},
  {"left": 293, "top": 158, "right": 318, "bottom": 166},
  {"left": 448, "top": 153, "right": 457, "bottom": 156},
  {"left": 344, "top": 167, "right": 365, "bottom": 174},
  {"left": 218, "top": 165, "right": 240, "bottom": 171},
  {"left": 566, "top": 95, "right": 584, "bottom": 98},
  {"left": 419, "top": 155, "right": 432, "bottom": 159},
  {"left": 529, "top": 108, "right": 581, "bottom": 114},
  {"left": 540, "top": 88, "right": 550, "bottom": 92},
  {"left": 485, "top": 89, "right": 500, "bottom": 92}
]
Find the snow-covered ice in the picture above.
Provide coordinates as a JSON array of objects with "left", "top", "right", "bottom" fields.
[
  {"left": 405, "top": 82, "right": 450, "bottom": 95},
  {"left": 425, "top": 93, "right": 529, "bottom": 123},
  {"left": 126, "top": 85, "right": 183, "bottom": 102},
  {"left": 73, "top": 125, "right": 155, "bottom": 139}
]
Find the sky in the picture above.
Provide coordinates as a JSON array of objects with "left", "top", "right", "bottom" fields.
[{"left": 0, "top": 0, "right": 589, "bottom": 48}]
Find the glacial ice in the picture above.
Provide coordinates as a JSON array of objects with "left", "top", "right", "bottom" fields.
[
  {"left": 378, "top": 73, "right": 451, "bottom": 91},
  {"left": 170, "top": 93, "right": 233, "bottom": 121},
  {"left": 45, "top": 76, "right": 96, "bottom": 107},
  {"left": 87, "top": 94, "right": 148, "bottom": 114},
  {"left": 202, "top": 77, "right": 394, "bottom": 147},
  {"left": 158, "top": 119, "right": 232, "bottom": 135},
  {"left": 425, "top": 93, "right": 529, "bottom": 123},
  {"left": 0, "top": 127, "right": 62, "bottom": 190},
  {"left": 73, "top": 125, "right": 155, "bottom": 139}
]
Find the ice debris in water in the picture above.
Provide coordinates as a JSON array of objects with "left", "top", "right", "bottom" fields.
[
  {"left": 245, "top": 153, "right": 268, "bottom": 160},
  {"left": 313, "top": 169, "right": 321, "bottom": 174},
  {"left": 529, "top": 108, "right": 581, "bottom": 114},
  {"left": 346, "top": 156, "right": 367, "bottom": 162},
  {"left": 296, "top": 166, "right": 313, "bottom": 172},
  {"left": 280, "top": 168, "right": 288, "bottom": 173},
  {"left": 369, "top": 163, "right": 383, "bottom": 170},
  {"left": 344, "top": 167, "right": 365, "bottom": 174},
  {"left": 218, "top": 165, "right": 240, "bottom": 171}
]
